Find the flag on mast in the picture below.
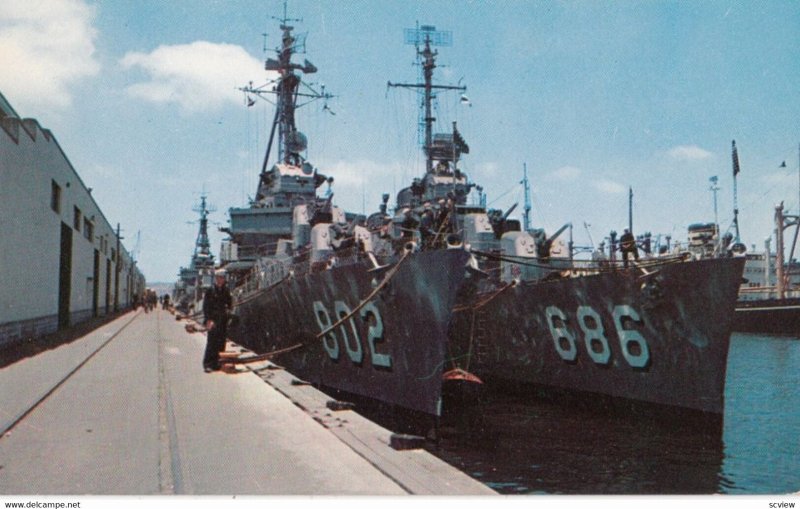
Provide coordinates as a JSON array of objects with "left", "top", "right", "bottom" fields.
[{"left": 732, "top": 140, "right": 741, "bottom": 176}]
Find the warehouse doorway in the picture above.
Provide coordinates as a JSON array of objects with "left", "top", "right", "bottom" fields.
[{"left": 58, "top": 222, "right": 72, "bottom": 329}]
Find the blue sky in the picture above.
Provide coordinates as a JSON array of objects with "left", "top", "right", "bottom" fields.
[{"left": 1, "top": 0, "right": 799, "bottom": 282}]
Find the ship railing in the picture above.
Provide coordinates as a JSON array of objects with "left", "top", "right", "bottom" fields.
[
  {"left": 235, "top": 242, "right": 281, "bottom": 260},
  {"left": 470, "top": 249, "right": 692, "bottom": 280},
  {"left": 232, "top": 245, "right": 369, "bottom": 304},
  {"left": 665, "top": 239, "right": 735, "bottom": 258},
  {"left": 289, "top": 246, "right": 363, "bottom": 276}
]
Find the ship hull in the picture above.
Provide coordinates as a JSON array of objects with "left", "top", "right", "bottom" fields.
[
  {"left": 733, "top": 298, "right": 800, "bottom": 335},
  {"left": 229, "top": 249, "right": 471, "bottom": 416},
  {"left": 450, "top": 257, "right": 745, "bottom": 416}
]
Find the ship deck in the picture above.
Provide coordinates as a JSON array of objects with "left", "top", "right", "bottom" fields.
[{"left": 0, "top": 309, "right": 494, "bottom": 496}]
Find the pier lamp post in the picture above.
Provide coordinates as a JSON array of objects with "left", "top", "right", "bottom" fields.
[{"left": 709, "top": 175, "right": 720, "bottom": 236}]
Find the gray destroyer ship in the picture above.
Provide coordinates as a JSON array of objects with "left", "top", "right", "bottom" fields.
[
  {"left": 173, "top": 194, "right": 215, "bottom": 317},
  {"left": 368, "top": 25, "right": 745, "bottom": 419},
  {"left": 219, "top": 16, "right": 471, "bottom": 417}
]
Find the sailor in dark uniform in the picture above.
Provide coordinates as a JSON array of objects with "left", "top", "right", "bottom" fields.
[
  {"left": 202, "top": 269, "right": 232, "bottom": 372},
  {"left": 619, "top": 228, "right": 639, "bottom": 268}
]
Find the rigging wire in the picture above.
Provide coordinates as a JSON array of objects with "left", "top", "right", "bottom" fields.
[
  {"left": 487, "top": 182, "right": 521, "bottom": 208},
  {"left": 736, "top": 143, "right": 800, "bottom": 215}
]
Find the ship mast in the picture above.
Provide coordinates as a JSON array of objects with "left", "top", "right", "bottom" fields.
[
  {"left": 522, "top": 162, "right": 531, "bottom": 231},
  {"left": 628, "top": 186, "right": 633, "bottom": 233},
  {"left": 240, "top": 7, "right": 333, "bottom": 194},
  {"left": 776, "top": 203, "right": 786, "bottom": 298},
  {"left": 388, "top": 25, "right": 466, "bottom": 175},
  {"left": 788, "top": 143, "right": 800, "bottom": 268},
  {"left": 709, "top": 175, "right": 720, "bottom": 238},
  {"left": 192, "top": 193, "right": 215, "bottom": 262},
  {"left": 777, "top": 146, "right": 800, "bottom": 296},
  {"left": 731, "top": 140, "right": 742, "bottom": 244}
]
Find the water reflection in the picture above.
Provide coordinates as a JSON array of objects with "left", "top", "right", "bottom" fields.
[
  {"left": 425, "top": 334, "right": 800, "bottom": 494},
  {"left": 346, "top": 334, "right": 799, "bottom": 494},
  {"left": 431, "top": 393, "right": 726, "bottom": 494},
  {"left": 721, "top": 334, "right": 800, "bottom": 494}
]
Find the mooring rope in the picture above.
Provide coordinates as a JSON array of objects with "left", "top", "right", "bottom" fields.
[
  {"left": 452, "top": 279, "right": 517, "bottom": 313},
  {"left": 447, "top": 280, "right": 516, "bottom": 374},
  {"left": 313, "top": 250, "right": 410, "bottom": 340},
  {"left": 428, "top": 213, "right": 452, "bottom": 249},
  {"left": 225, "top": 250, "right": 411, "bottom": 364},
  {"left": 220, "top": 342, "right": 304, "bottom": 365},
  {"left": 234, "top": 273, "right": 292, "bottom": 307}
]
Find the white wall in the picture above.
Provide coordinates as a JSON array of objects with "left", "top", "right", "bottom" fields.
[
  {"left": 0, "top": 120, "right": 61, "bottom": 322},
  {"left": 0, "top": 111, "right": 143, "bottom": 329}
]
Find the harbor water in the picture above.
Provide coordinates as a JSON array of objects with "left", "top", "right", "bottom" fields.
[{"left": 424, "top": 333, "right": 800, "bottom": 494}]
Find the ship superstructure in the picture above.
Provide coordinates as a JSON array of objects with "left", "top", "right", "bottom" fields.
[{"left": 220, "top": 14, "right": 336, "bottom": 270}]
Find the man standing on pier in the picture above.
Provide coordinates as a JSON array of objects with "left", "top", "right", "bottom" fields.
[{"left": 202, "top": 269, "right": 232, "bottom": 372}]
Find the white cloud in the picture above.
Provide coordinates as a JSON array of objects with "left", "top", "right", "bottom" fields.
[
  {"left": 548, "top": 165, "right": 582, "bottom": 181},
  {"left": 120, "top": 41, "right": 266, "bottom": 113},
  {"left": 320, "top": 159, "right": 401, "bottom": 189},
  {"left": 593, "top": 179, "right": 627, "bottom": 194},
  {"left": 667, "top": 145, "right": 713, "bottom": 161},
  {"left": 0, "top": 0, "right": 99, "bottom": 112},
  {"left": 313, "top": 158, "right": 409, "bottom": 211},
  {"left": 475, "top": 162, "right": 500, "bottom": 177}
]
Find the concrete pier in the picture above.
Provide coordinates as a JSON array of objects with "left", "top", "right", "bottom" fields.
[{"left": 0, "top": 309, "right": 495, "bottom": 496}]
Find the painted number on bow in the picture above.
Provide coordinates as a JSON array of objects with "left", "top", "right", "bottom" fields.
[
  {"left": 313, "top": 300, "right": 391, "bottom": 368},
  {"left": 545, "top": 304, "right": 649, "bottom": 368}
]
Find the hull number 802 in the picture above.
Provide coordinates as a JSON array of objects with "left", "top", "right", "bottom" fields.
[{"left": 313, "top": 300, "right": 391, "bottom": 368}]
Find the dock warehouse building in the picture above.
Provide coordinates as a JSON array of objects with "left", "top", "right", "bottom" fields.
[{"left": 0, "top": 91, "right": 145, "bottom": 347}]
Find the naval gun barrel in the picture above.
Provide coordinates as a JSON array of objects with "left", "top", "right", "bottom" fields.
[
  {"left": 547, "top": 222, "right": 572, "bottom": 244},
  {"left": 502, "top": 203, "right": 518, "bottom": 220}
]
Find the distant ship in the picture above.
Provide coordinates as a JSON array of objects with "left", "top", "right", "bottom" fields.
[
  {"left": 732, "top": 202, "right": 800, "bottom": 335},
  {"left": 219, "top": 14, "right": 472, "bottom": 418},
  {"left": 173, "top": 194, "right": 215, "bottom": 317},
  {"left": 682, "top": 144, "right": 800, "bottom": 336},
  {"left": 368, "top": 25, "right": 745, "bottom": 419}
]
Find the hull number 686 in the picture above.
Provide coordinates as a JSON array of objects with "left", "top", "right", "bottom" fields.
[{"left": 544, "top": 304, "right": 650, "bottom": 368}]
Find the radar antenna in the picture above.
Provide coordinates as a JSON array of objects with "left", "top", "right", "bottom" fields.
[
  {"left": 239, "top": 3, "right": 334, "bottom": 195},
  {"left": 388, "top": 24, "right": 466, "bottom": 174}
]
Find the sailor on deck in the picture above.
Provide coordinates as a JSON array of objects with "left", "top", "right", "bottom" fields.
[
  {"left": 619, "top": 229, "right": 639, "bottom": 268},
  {"left": 202, "top": 269, "right": 232, "bottom": 372}
]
